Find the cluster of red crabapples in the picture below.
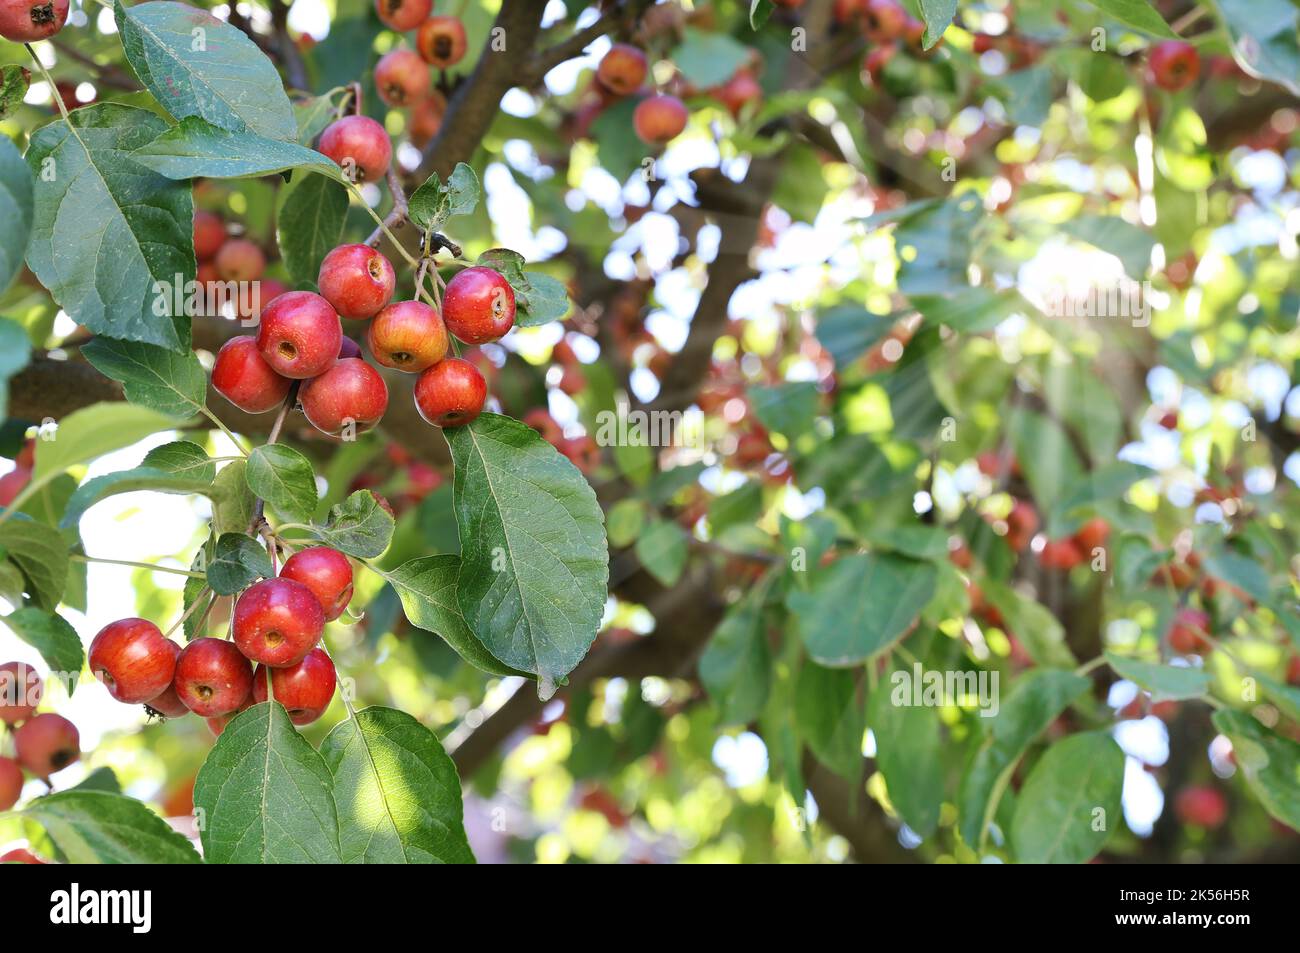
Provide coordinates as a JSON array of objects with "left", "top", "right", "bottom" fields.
[
  {"left": 86, "top": 547, "right": 355, "bottom": 733},
  {"left": 0, "top": 661, "right": 80, "bottom": 812}
]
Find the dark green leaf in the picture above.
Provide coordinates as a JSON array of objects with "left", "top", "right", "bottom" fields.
[
  {"left": 918, "top": 0, "right": 957, "bottom": 48},
  {"left": 277, "top": 172, "right": 349, "bottom": 286},
  {"left": 4, "top": 608, "right": 83, "bottom": 682},
  {"left": 1213, "top": 709, "right": 1300, "bottom": 829},
  {"left": 800, "top": 662, "right": 866, "bottom": 782},
  {"left": 0, "top": 519, "right": 67, "bottom": 610},
  {"left": 246, "top": 444, "right": 317, "bottom": 523},
  {"left": 131, "top": 117, "right": 342, "bottom": 180},
  {"left": 24, "top": 790, "right": 201, "bottom": 863},
  {"left": 1214, "top": 0, "right": 1300, "bottom": 95},
  {"left": 213, "top": 460, "right": 256, "bottom": 536},
  {"left": 0, "top": 132, "right": 33, "bottom": 293},
  {"left": 699, "top": 587, "right": 770, "bottom": 725},
  {"left": 1009, "top": 731, "right": 1125, "bottom": 863},
  {"left": 83, "top": 337, "right": 206, "bottom": 419},
  {"left": 0, "top": 65, "right": 28, "bottom": 122},
  {"left": 142, "top": 441, "right": 216, "bottom": 483},
  {"left": 634, "top": 519, "right": 688, "bottom": 586},
  {"left": 1081, "top": 0, "right": 1177, "bottom": 38},
  {"left": 408, "top": 162, "right": 480, "bottom": 231},
  {"left": 814, "top": 305, "right": 896, "bottom": 367},
  {"left": 207, "top": 532, "right": 274, "bottom": 595},
  {"left": 313, "top": 489, "right": 394, "bottom": 558},
  {"left": 750, "top": 382, "right": 819, "bottom": 436},
  {"left": 869, "top": 663, "right": 942, "bottom": 835},
  {"left": 670, "top": 27, "right": 752, "bottom": 88},
  {"left": 1060, "top": 215, "right": 1156, "bottom": 280}
]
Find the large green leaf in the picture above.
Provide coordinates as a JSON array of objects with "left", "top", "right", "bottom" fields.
[
  {"left": 206, "top": 532, "right": 274, "bottom": 595},
  {"left": 1060, "top": 215, "right": 1156, "bottom": 280},
  {"left": 213, "top": 459, "right": 256, "bottom": 536},
  {"left": 698, "top": 586, "right": 770, "bottom": 726},
  {"left": 956, "top": 669, "right": 1091, "bottom": 849},
  {"left": 1081, "top": 0, "right": 1176, "bottom": 37},
  {"left": 34, "top": 403, "right": 178, "bottom": 481},
  {"left": 193, "top": 702, "right": 343, "bottom": 864},
  {"left": 0, "top": 133, "right": 33, "bottom": 294},
  {"left": 786, "top": 553, "right": 937, "bottom": 666},
  {"left": 25, "top": 104, "right": 192, "bottom": 352},
  {"left": 115, "top": 0, "right": 297, "bottom": 140},
  {"left": 1105, "top": 653, "right": 1209, "bottom": 701},
  {"left": 313, "top": 490, "right": 394, "bottom": 559},
  {"left": 870, "top": 663, "right": 943, "bottom": 836},
  {"left": 277, "top": 172, "right": 349, "bottom": 287},
  {"left": 132, "top": 117, "right": 342, "bottom": 180},
  {"left": 1009, "top": 731, "right": 1125, "bottom": 864},
  {"left": 142, "top": 440, "right": 216, "bottom": 483},
  {"left": 814, "top": 305, "right": 896, "bottom": 367},
  {"left": 750, "top": 382, "right": 819, "bottom": 436},
  {"left": 320, "top": 707, "right": 475, "bottom": 864},
  {"left": 60, "top": 467, "right": 222, "bottom": 529},
  {"left": 246, "top": 444, "right": 318, "bottom": 523},
  {"left": 918, "top": 0, "right": 957, "bottom": 48},
  {"left": 81, "top": 337, "right": 206, "bottom": 419},
  {"left": 4, "top": 608, "right": 84, "bottom": 683},
  {"left": 447, "top": 414, "right": 608, "bottom": 699},
  {"left": 23, "top": 790, "right": 201, "bottom": 863},
  {"left": 799, "top": 661, "right": 867, "bottom": 782},
  {"left": 669, "top": 27, "right": 752, "bottom": 87},
  {"left": 0, "top": 519, "right": 68, "bottom": 610},
  {"left": 1212, "top": 709, "right": 1300, "bottom": 830},
  {"left": 1213, "top": 0, "right": 1300, "bottom": 95},
  {"left": 0, "top": 318, "right": 31, "bottom": 419}
]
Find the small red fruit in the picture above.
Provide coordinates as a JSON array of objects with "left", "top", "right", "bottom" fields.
[
  {"left": 144, "top": 682, "right": 190, "bottom": 719},
  {"left": 416, "top": 15, "right": 467, "bottom": 68},
  {"left": 1005, "top": 500, "right": 1038, "bottom": 551},
  {"left": 862, "top": 0, "right": 906, "bottom": 41},
  {"left": 174, "top": 638, "right": 254, "bottom": 717},
  {"left": 319, "top": 115, "right": 392, "bottom": 183},
  {"left": 318, "top": 244, "right": 396, "bottom": 320},
  {"left": 193, "top": 210, "right": 227, "bottom": 261},
  {"left": 633, "top": 94, "right": 689, "bottom": 144},
  {"left": 374, "top": 48, "right": 430, "bottom": 108},
  {"left": 0, "top": 756, "right": 23, "bottom": 811},
  {"left": 279, "top": 548, "right": 354, "bottom": 622},
  {"left": 0, "top": 661, "right": 41, "bottom": 724},
  {"left": 214, "top": 238, "right": 266, "bottom": 283},
  {"left": 14, "top": 713, "right": 79, "bottom": 778},
  {"left": 366, "top": 300, "right": 448, "bottom": 372},
  {"left": 414, "top": 357, "right": 487, "bottom": 427},
  {"left": 256, "top": 291, "right": 342, "bottom": 379},
  {"left": 1148, "top": 40, "right": 1200, "bottom": 93},
  {"left": 88, "top": 618, "right": 179, "bottom": 705},
  {"left": 251, "top": 648, "right": 337, "bottom": 726},
  {"left": 299, "top": 358, "right": 389, "bottom": 435},
  {"left": 0, "top": 848, "right": 45, "bottom": 864},
  {"left": 712, "top": 68, "right": 762, "bottom": 117},
  {"left": 863, "top": 44, "right": 897, "bottom": 84},
  {"left": 373, "top": 0, "right": 429, "bottom": 32},
  {"left": 833, "top": 0, "right": 865, "bottom": 23},
  {"left": 1168, "top": 608, "right": 1211, "bottom": 655},
  {"left": 442, "top": 266, "right": 516, "bottom": 344},
  {"left": 1073, "top": 517, "right": 1110, "bottom": 552},
  {"left": 233, "top": 578, "right": 326, "bottom": 667},
  {"left": 596, "top": 43, "right": 648, "bottom": 96},
  {"left": 1174, "top": 785, "right": 1227, "bottom": 828},
  {"left": 1039, "top": 538, "right": 1083, "bottom": 570},
  {"left": 408, "top": 91, "right": 446, "bottom": 148},
  {"left": 213, "top": 335, "right": 292, "bottom": 414},
  {"left": 0, "top": 0, "right": 68, "bottom": 42}
]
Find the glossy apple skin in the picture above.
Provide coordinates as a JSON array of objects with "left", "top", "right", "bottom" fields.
[
  {"left": 174, "top": 638, "right": 254, "bottom": 717},
  {"left": 213, "top": 238, "right": 266, "bottom": 282},
  {"left": 596, "top": 43, "right": 648, "bottom": 95},
  {"left": 0, "top": 756, "right": 22, "bottom": 811},
  {"left": 318, "top": 244, "right": 396, "bottom": 320},
  {"left": 299, "top": 358, "right": 389, "bottom": 436},
  {"left": 279, "top": 547, "right": 354, "bottom": 622},
  {"left": 1149, "top": 40, "right": 1200, "bottom": 92},
  {"left": 144, "top": 682, "right": 190, "bottom": 719},
  {"left": 375, "top": 49, "right": 430, "bottom": 107},
  {"left": 416, "top": 15, "right": 467, "bottom": 68},
  {"left": 256, "top": 291, "right": 342, "bottom": 379},
  {"left": 633, "top": 94, "right": 688, "bottom": 144},
  {"left": 252, "top": 648, "right": 337, "bottom": 726},
  {"left": 0, "top": 0, "right": 69, "bottom": 43},
  {"left": 193, "top": 210, "right": 227, "bottom": 261},
  {"left": 213, "top": 335, "right": 292, "bottom": 413},
  {"left": 414, "top": 358, "right": 487, "bottom": 427},
  {"left": 14, "top": 713, "right": 79, "bottom": 778},
  {"left": 319, "top": 115, "right": 392, "bottom": 183},
  {"left": 367, "top": 300, "right": 448, "bottom": 372},
  {"left": 233, "top": 578, "right": 325, "bottom": 668},
  {"left": 88, "top": 618, "right": 179, "bottom": 704},
  {"left": 0, "top": 847, "right": 45, "bottom": 863},
  {"left": 442, "top": 267, "right": 516, "bottom": 344},
  {"left": 0, "top": 661, "right": 42, "bottom": 724},
  {"left": 373, "top": 0, "right": 429, "bottom": 30}
]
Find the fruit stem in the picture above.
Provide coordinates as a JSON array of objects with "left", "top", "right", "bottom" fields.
[
  {"left": 1074, "top": 655, "right": 1107, "bottom": 677},
  {"left": 362, "top": 169, "right": 412, "bottom": 256},
  {"left": 267, "top": 380, "right": 301, "bottom": 447},
  {"left": 351, "top": 184, "right": 418, "bottom": 268},
  {"left": 70, "top": 553, "right": 207, "bottom": 578},
  {"left": 200, "top": 408, "right": 252, "bottom": 456}
]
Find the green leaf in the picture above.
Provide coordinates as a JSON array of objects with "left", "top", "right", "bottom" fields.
[
  {"left": 981, "top": 579, "right": 1077, "bottom": 668},
  {"left": 1008, "top": 409, "right": 1083, "bottom": 518},
  {"left": 0, "top": 520, "right": 68, "bottom": 610},
  {"left": 475, "top": 250, "right": 572, "bottom": 327},
  {"left": 131, "top": 117, "right": 343, "bottom": 180},
  {"left": 800, "top": 661, "right": 867, "bottom": 782},
  {"left": 1052, "top": 461, "right": 1152, "bottom": 523},
  {"left": 60, "top": 467, "right": 221, "bottom": 529},
  {"left": 708, "top": 481, "right": 763, "bottom": 534},
  {"left": 382, "top": 555, "right": 529, "bottom": 678},
  {"left": 447, "top": 414, "right": 609, "bottom": 699},
  {"left": 320, "top": 706, "right": 475, "bottom": 864},
  {"left": 869, "top": 664, "right": 943, "bottom": 835},
  {"left": 0, "top": 65, "right": 29, "bottom": 122},
  {"left": 25, "top": 104, "right": 192, "bottom": 352},
  {"left": 4, "top": 608, "right": 83, "bottom": 682},
  {"left": 956, "top": 669, "right": 1091, "bottom": 849},
  {"left": 141, "top": 440, "right": 216, "bottom": 483},
  {"left": 68, "top": 766, "right": 121, "bottom": 794},
  {"left": 313, "top": 489, "right": 394, "bottom": 559},
  {"left": 33, "top": 403, "right": 178, "bottom": 482},
  {"left": 1213, "top": 0, "right": 1300, "bottom": 95},
  {"left": 1213, "top": 709, "right": 1300, "bottom": 830},
  {"left": 0, "top": 133, "right": 33, "bottom": 294},
  {"left": 786, "top": 553, "right": 938, "bottom": 666},
  {"left": 814, "top": 305, "right": 896, "bottom": 367},
  {"left": 634, "top": 519, "right": 688, "bottom": 586},
  {"left": 1009, "top": 731, "right": 1125, "bottom": 864},
  {"left": 698, "top": 586, "right": 770, "bottom": 725},
  {"left": 23, "top": 790, "right": 201, "bottom": 863},
  {"left": 277, "top": 172, "right": 349, "bottom": 287},
  {"left": 183, "top": 540, "right": 212, "bottom": 639},
  {"left": 408, "top": 162, "right": 480, "bottom": 231},
  {"left": 605, "top": 498, "right": 646, "bottom": 548},
  {"left": 115, "top": 0, "right": 297, "bottom": 140},
  {"left": 1202, "top": 549, "right": 1270, "bottom": 603},
  {"left": 670, "top": 27, "right": 753, "bottom": 88},
  {"left": 1060, "top": 215, "right": 1155, "bottom": 280},
  {"left": 0, "top": 317, "right": 31, "bottom": 418},
  {"left": 81, "top": 337, "right": 206, "bottom": 419},
  {"left": 918, "top": 0, "right": 957, "bottom": 48},
  {"left": 213, "top": 460, "right": 256, "bottom": 536},
  {"left": 1105, "top": 653, "right": 1209, "bottom": 701},
  {"left": 1081, "top": 0, "right": 1177, "bottom": 37},
  {"left": 246, "top": 444, "right": 318, "bottom": 523},
  {"left": 748, "top": 0, "right": 773, "bottom": 29},
  {"left": 294, "top": 93, "right": 337, "bottom": 143},
  {"left": 750, "top": 382, "right": 819, "bottom": 436},
  {"left": 207, "top": 532, "right": 274, "bottom": 595},
  {"left": 912, "top": 288, "right": 1034, "bottom": 333},
  {"left": 893, "top": 196, "right": 981, "bottom": 296},
  {"left": 193, "top": 701, "right": 342, "bottom": 864}
]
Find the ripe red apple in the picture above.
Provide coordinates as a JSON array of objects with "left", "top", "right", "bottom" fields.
[
  {"left": 251, "top": 648, "right": 337, "bottom": 726},
  {"left": 14, "top": 713, "right": 79, "bottom": 778},
  {"left": 88, "top": 618, "right": 179, "bottom": 705},
  {"left": 416, "top": 15, "right": 467, "bottom": 68},
  {"left": 863, "top": 43, "right": 897, "bottom": 84},
  {"left": 375, "top": 48, "right": 430, "bottom": 108},
  {"left": 373, "top": 0, "right": 428, "bottom": 31},
  {"left": 144, "top": 682, "right": 190, "bottom": 719},
  {"left": 523, "top": 407, "right": 562, "bottom": 445},
  {"left": 408, "top": 90, "right": 446, "bottom": 148},
  {"left": 0, "top": 661, "right": 41, "bottom": 724},
  {"left": 862, "top": 0, "right": 906, "bottom": 41},
  {"left": 213, "top": 335, "right": 292, "bottom": 413},
  {"left": 442, "top": 266, "right": 516, "bottom": 344},
  {"left": 0, "top": 0, "right": 68, "bottom": 42},
  {"left": 0, "top": 756, "right": 23, "bottom": 810},
  {"left": 0, "top": 847, "right": 45, "bottom": 864},
  {"left": 319, "top": 115, "right": 392, "bottom": 183},
  {"left": 1005, "top": 500, "right": 1038, "bottom": 551},
  {"left": 414, "top": 357, "right": 487, "bottom": 427},
  {"left": 1175, "top": 785, "right": 1227, "bottom": 828},
  {"left": 233, "top": 578, "right": 325, "bottom": 667},
  {"left": 1149, "top": 40, "right": 1200, "bottom": 92},
  {"left": 299, "top": 358, "right": 389, "bottom": 435},
  {"left": 193, "top": 210, "right": 227, "bottom": 261},
  {"left": 633, "top": 94, "right": 689, "bottom": 144},
  {"left": 174, "top": 638, "right": 254, "bottom": 717},
  {"left": 1039, "top": 538, "right": 1083, "bottom": 570},
  {"left": 712, "top": 68, "right": 762, "bottom": 117},
  {"left": 1168, "top": 608, "right": 1211, "bottom": 655},
  {"left": 279, "top": 547, "right": 354, "bottom": 622},
  {"left": 596, "top": 43, "right": 648, "bottom": 96},
  {"left": 214, "top": 238, "right": 266, "bottom": 283},
  {"left": 318, "top": 244, "right": 396, "bottom": 320},
  {"left": 256, "top": 291, "right": 342, "bottom": 379},
  {"left": 366, "top": 300, "right": 448, "bottom": 372},
  {"left": 1073, "top": 517, "right": 1110, "bottom": 552}
]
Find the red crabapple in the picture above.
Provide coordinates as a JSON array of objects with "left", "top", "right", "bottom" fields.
[
  {"left": 416, "top": 15, "right": 467, "bottom": 68},
  {"left": 712, "top": 68, "right": 762, "bottom": 117},
  {"left": 366, "top": 300, "right": 448, "bottom": 372},
  {"left": 1148, "top": 40, "right": 1200, "bottom": 92},
  {"left": 0, "top": 661, "right": 41, "bottom": 724},
  {"left": 213, "top": 336, "right": 292, "bottom": 414},
  {"left": 1038, "top": 539, "right": 1083, "bottom": 571},
  {"left": 299, "top": 358, "right": 389, "bottom": 435},
  {"left": 442, "top": 266, "right": 516, "bottom": 344},
  {"left": 414, "top": 357, "right": 487, "bottom": 428},
  {"left": 213, "top": 238, "right": 266, "bottom": 283},
  {"left": 862, "top": 0, "right": 906, "bottom": 41},
  {"left": 318, "top": 244, "right": 396, "bottom": 320},
  {"left": 251, "top": 648, "right": 337, "bottom": 726},
  {"left": 88, "top": 618, "right": 179, "bottom": 705},
  {"left": 375, "top": 49, "right": 430, "bottom": 108},
  {"left": 373, "top": 0, "right": 428, "bottom": 31},
  {"left": 193, "top": 210, "right": 227, "bottom": 261},
  {"left": 1169, "top": 608, "right": 1211, "bottom": 655},
  {"left": 596, "top": 43, "right": 648, "bottom": 96},
  {"left": 408, "top": 91, "right": 446, "bottom": 148},
  {"left": 0, "top": 756, "right": 22, "bottom": 811},
  {"left": 144, "top": 682, "right": 190, "bottom": 719},
  {"left": 256, "top": 291, "right": 342, "bottom": 379},
  {"left": 633, "top": 94, "right": 689, "bottom": 144},
  {"left": 1073, "top": 517, "right": 1110, "bottom": 552},
  {"left": 319, "top": 115, "right": 392, "bottom": 183},
  {"left": 279, "top": 547, "right": 354, "bottom": 622},
  {"left": 173, "top": 638, "right": 254, "bottom": 717},
  {"left": 1175, "top": 786, "right": 1227, "bottom": 828},
  {"left": 14, "top": 713, "right": 79, "bottom": 778},
  {"left": 233, "top": 578, "right": 325, "bottom": 668},
  {"left": 0, "top": 0, "right": 69, "bottom": 43}
]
